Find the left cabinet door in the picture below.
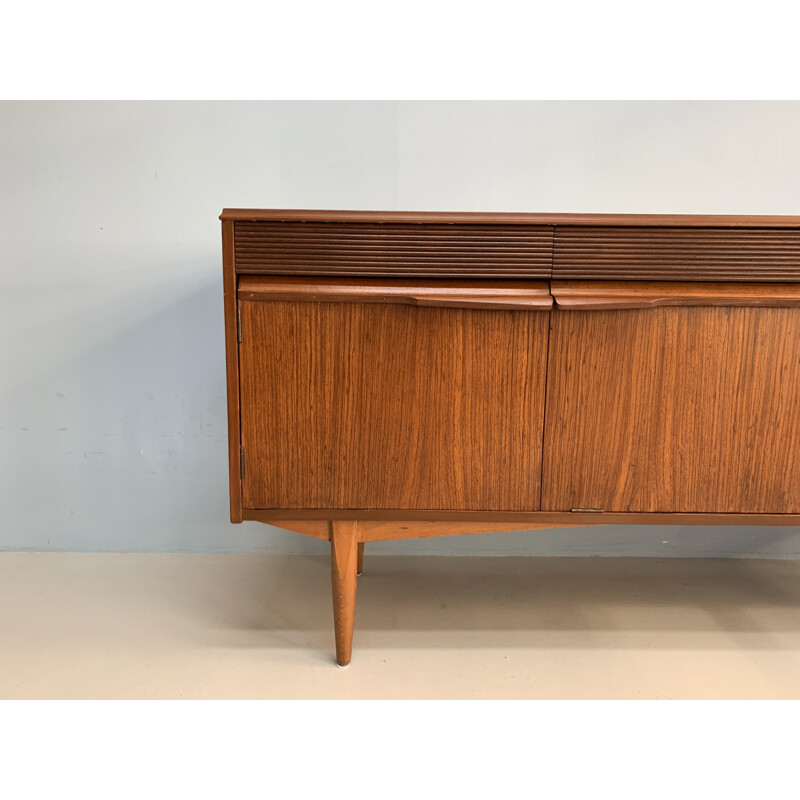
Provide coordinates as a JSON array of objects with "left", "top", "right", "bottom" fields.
[{"left": 237, "top": 278, "right": 552, "bottom": 512}]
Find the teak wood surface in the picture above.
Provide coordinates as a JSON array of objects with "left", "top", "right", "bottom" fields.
[
  {"left": 221, "top": 209, "right": 800, "bottom": 227},
  {"left": 550, "top": 281, "right": 800, "bottom": 309},
  {"left": 244, "top": 509, "right": 800, "bottom": 527},
  {"left": 233, "top": 220, "right": 555, "bottom": 279},
  {"left": 261, "top": 519, "right": 597, "bottom": 541},
  {"left": 330, "top": 521, "right": 358, "bottom": 666},
  {"left": 221, "top": 209, "right": 800, "bottom": 665},
  {"left": 238, "top": 299, "right": 550, "bottom": 511},
  {"left": 238, "top": 275, "right": 553, "bottom": 309},
  {"left": 552, "top": 227, "right": 800, "bottom": 282},
  {"left": 542, "top": 306, "right": 800, "bottom": 513}
]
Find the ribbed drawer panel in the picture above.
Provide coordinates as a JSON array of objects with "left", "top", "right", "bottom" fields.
[
  {"left": 553, "top": 227, "right": 800, "bottom": 281},
  {"left": 234, "top": 221, "right": 555, "bottom": 278}
]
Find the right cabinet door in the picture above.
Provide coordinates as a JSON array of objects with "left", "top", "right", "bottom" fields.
[{"left": 541, "top": 300, "right": 800, "bottom": 513}]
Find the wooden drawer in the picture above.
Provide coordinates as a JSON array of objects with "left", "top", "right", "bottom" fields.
[
  {"left": 553, "top": 227, "right": 800, "bottom": 282},
  {"left": 233, "top": 220, "right": 554, "bottom": 279}
]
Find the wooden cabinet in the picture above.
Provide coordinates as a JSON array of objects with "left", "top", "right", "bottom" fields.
[{"left": 221, "top": 209, "right": 800, "bottom": 665}]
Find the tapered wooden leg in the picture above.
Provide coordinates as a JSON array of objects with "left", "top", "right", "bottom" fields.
[
  {"left": 357, "top": 542, "right": 365, "bottom": 576},
  {"left": 330, "top": 521, "right": 358, "bottom": 667}
]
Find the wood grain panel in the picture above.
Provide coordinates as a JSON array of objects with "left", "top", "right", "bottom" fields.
[
  {"left": 238, "top": 276, "right": 552, "bottom": 309},
  {"left": 542, "top": 306, "right": 800, "bottom": 513},
  {"left": 554, "top": 227, "right": 800, "bottom": 281},
  {"left": 551, "top": 280, "right": 800, "bottom": 309},
  {"left": 239, "top": 300, "right": 549, "bottom": 511},
  {"left": 233, "top": 221, "right": 554, "bottom": 278}
]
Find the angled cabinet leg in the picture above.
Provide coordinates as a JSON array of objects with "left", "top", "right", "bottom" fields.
[
  {"left": 357, "top": 542, "right": 365, "bottom": 576},
  {"left": 330, "top": 521, "right": 359, "bottom": 667}
]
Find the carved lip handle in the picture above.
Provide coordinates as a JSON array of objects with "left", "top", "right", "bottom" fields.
[
  {"left": 238, "top": 277, "right": 553, "bottom": 310},
  {"left": 238, "top": 277, "right": 800, "bottom": 311},
  {"left": 551, "top": 281, "right": 800, "bottom": 309}
]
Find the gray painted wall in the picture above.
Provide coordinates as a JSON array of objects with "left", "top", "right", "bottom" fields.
[{"left": 2, "top": 100, "right": 800, "bottom": 556}]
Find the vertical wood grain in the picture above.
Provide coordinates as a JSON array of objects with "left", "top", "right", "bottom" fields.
[
  {"left": 330, "top": 520, "right": 358, "bottom": 666},
  {"left": 542, "top": 307, "right": 800, "bottom": 513},
  {"left": 221, "top": 220, "right": 242, "bottom": 522},
  {"left": 239, "top": 300, "right": 549, "bottom": 511}
]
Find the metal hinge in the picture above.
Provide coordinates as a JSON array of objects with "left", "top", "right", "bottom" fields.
[
  {"left": 237, "top": 307, "right": 242, "bottom": 343},
  {"left": 570, "top": 507, "right": 604, "bottom": 513},
  {"left": 240, "top": 446, "right": 245, "bottom": 480}
]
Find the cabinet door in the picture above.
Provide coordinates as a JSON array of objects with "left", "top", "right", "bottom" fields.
[
  {"left": 238, "top": 278, "right": 552, "bottom": 511},
  {"left": 542, "top": 284, "right": 800, "bottom": 513}
]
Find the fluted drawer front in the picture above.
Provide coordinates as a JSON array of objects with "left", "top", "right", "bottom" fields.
[
  {"left": 234, "top": 221, "right": 555, "bottom": 278},
  {"left": 553, "top": 227, "right": 800, "bottom": 281}
]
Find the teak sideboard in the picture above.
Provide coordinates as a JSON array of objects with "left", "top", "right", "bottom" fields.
[{"left": 221, "top": 209, "right": 800, "bottom": 666}]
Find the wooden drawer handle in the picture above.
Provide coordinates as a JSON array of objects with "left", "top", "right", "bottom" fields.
[
  {"left": 238, "top": 276, "right": 553, "bottom": 310},
  {"left": 551, "top": 281, "right": 800, "bottom": 309}
]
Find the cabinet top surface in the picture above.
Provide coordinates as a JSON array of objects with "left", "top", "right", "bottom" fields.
[{"left": 220, "top": 208, "right": 800, "bottom": 227}]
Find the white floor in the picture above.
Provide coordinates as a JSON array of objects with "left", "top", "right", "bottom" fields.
[{"left": 1, "top": 553, "right": 800, "bottom": 699}]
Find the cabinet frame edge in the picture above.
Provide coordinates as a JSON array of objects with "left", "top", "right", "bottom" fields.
[{"left": 222, "top": 219, "right": 243, "bottom": 523}]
